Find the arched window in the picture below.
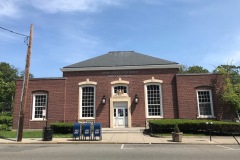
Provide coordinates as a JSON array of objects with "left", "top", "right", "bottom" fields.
[
  {"left": 113, "top": 85, "right": 128, "bottom": 94},
  {"left": 79, "top": 79, "right": 97, "bottom": 119},
  {"left": 144, "top": 77, "right": 163, "bottom": 118},
  {"left": 80, "top": 86, "right": 95, "bottom": 118},
  {"left": 196, "top": 90, "right": 214, "bottom": 118},
  {"left": 32, "top": 91, "right": 48, "bottom": 120},
  {"left": 111, "top": 78, "right": 129, "bottom": 96}
]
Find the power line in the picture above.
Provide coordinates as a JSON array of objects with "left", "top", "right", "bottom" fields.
[
  {"left": 0, "top": 26, "right": 29, "bottom": 45},
  {"left": 0, "top": 26, "right": 29, "bottom": 37}
]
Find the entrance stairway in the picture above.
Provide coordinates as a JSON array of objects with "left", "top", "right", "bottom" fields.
[{"left": 102, "top": 127, "right": 146, "bottom": 133}]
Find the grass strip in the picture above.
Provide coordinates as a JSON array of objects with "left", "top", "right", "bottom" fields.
[{"left": 0, "top": 130, "right": 72, "bottom": 139}]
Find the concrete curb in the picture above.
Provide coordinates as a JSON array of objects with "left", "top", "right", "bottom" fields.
[
  {"left": 0, "top": 139, "right": 239, "bottom": 145},
  {"left": 1, "top": 133, "right": 240, "bottom": 145}
]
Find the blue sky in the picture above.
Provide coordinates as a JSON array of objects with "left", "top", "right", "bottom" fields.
[{"left": 0, "top": 0, "right": 240, "bottom": 77}]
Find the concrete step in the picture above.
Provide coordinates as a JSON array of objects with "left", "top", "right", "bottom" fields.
[{"left": 102, "top": 127, "right": 146, "bottom": 133}]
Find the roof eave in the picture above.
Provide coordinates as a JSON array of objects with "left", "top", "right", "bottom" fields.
[{"left": 60, "top": 64, "right": 180, "bottom": 72}]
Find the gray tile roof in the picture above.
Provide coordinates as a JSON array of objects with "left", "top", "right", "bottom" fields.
[{"left": 63, "top": 51, "right": 178, "bottom": 69}]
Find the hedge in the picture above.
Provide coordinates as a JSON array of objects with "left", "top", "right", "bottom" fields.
[
  {"left": 149, "top": 119, "right": 240, "bottom": 135},
  {"left": 0, "top": 124, "right": 8, "bottom": 131},
  {"left": 50, "top": 122, "right": 73, "bottom": 134},
  {"left": 0, "top": 116, "right": 13, "bottom": 127},
  {"left": 0, "top": 112, "right": 12, "bottom": 116}
]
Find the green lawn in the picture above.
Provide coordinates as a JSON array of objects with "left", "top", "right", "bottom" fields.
[
  {"left": 0, "top": 130, "right": 208, "bottom": 139},
  {"left": 151, "top": 133, "right": 207, "bottom": 137},
  {"left": 0, "top": 130, "right": 72, "bottom": 139}
]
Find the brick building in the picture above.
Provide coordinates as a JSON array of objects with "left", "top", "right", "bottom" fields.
[{"left": 12, "top": 51, "right": 235, "bottom": 129}]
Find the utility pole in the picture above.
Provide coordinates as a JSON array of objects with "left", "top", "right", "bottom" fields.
[{"left": 17, "top": 24, "right": 33, "bottom": 142}]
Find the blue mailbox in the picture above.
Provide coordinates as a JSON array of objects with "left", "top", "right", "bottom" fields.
[
  {"left": 83, "top": 123, "right": 92, "bottom": 140},
  {"left": 73, "top": 123, "right": 81, "bottom": 140},
  {"left": 93, "top": 123, "right": 102, "bottom": 140}
]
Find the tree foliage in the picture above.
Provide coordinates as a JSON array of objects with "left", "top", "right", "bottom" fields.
[
  {"left": 215, "top": 65, "right": 240, "bottom": 116},
  {"left": 179, "top": 65, "right": 209, "bottom": 73},
  {"left": 0, "top": 62, "right": 19, "bottom": 82},
  {"left": 19, "top": 70, "right": 34, "bottom": 79},
  {"left": 0, "top": 63, "right": 19, "bottom": 113},
  {"left": 0, "top": 72, "right": 15, "bottom": 106},
  {"left": 0, "top": 62, "right": 34, "bottom": 114}
]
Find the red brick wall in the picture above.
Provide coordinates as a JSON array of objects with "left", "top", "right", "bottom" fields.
[
  {"left": 176, "top": 74, "right": 235, "bottom": 120},
  {"left": 12, "top": 78, "right": 67, "bottom": 129},
  {"left": 13, "top": 69, "right": 235, "bottom": 129},
  {"left": 63, "top": 68, "right": 179, "bottom": 127}
]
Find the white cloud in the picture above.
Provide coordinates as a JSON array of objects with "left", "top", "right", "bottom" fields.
[
  {"left": 0, "top": 30, "right": 25, "bottom": 45},
  {"left": 0, "top": 0, "right": 21, "bottom": 18},
  {"left": 60, "top": 34, "right": 104, "bottom": 64},
  {"left": 0, "top": 31, "right": 15, "bottom": 42},
  {"left": 30, "top": 0, "right": 121, "bottom": 13},
  {"left": 0, "top": 0, "right": 122, "bottom": 18},
  {"left": 226, "top": 51, "right": 240, "bottom": 65},
  {"left": 204, "top": 50, "right": 240, "bottom": 67}
]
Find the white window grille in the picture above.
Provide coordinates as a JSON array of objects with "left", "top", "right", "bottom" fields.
[
  {"left": 145, "top": 84, "right": 163, "bottom": 118},
  {"left": 80, "top": 86, "right": 95, "bottom": 118},
  {"left": 114, "top": 85, "right": 128, "bottom": 94},
  {"left": 197, "top": 90, "right": 214, "bottom": 118},
  {"left": 32, "top": 94, "right": 47, "bottom": 120}
]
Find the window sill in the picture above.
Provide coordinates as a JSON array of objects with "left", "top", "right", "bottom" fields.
[
  {"left": 79, "top": 118, "right": 95, "bottom": 120},
  {"left": 146, "top": 116, "right": 163, "bottom": 119},
  {"left": 197, "top": 116, "right": 215, "bottom": 119},
  {"left": 30, "top": 119, "right": 47, "bottom": 122}
]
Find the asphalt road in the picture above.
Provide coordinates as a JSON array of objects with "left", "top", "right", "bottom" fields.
[{"left": 0, "top": 144, "right": 239, "bottom": 160}]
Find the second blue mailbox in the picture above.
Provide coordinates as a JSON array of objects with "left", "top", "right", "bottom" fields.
[{"left": 83, "top": 123, "right": 91, "bottom": 140}]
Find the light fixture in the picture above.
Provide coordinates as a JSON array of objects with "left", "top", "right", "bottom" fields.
[
  {"left": 134, "top": 94, "right": 139, "bottom": 104},
  {"left": 102, "top": 96, "right": 106, "bottom": 104}
]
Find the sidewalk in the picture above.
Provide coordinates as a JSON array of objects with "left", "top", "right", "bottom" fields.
[{"left": 0, "top": 128, "right": 239, "bottom": 145}]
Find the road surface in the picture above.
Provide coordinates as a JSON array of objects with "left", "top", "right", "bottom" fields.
[{"left": 0, "top": 144, "right": 239, "bottom": 160}]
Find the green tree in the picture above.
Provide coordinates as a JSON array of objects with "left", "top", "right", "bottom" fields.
[
  {"left": 180, "top": 65, "right": 209, "bottom": 73},
  {"left": 0, "top": 62, "right": 18, "bottom": 113},
  {"left": 0, "top": 62, "right": 34, "bottom": 114},
  {"left": 0, "top": 62, "right": 19, "bottom": 82},
  {"left": 19, "top": 70, "right": 34, "bottom": 78},
  {"left": 215, "top": 65, "right": 240, "bottom": 120}
]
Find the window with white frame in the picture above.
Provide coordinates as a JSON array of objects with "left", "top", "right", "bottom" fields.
[
  {"left": 80, "top": 86, "right": 95, "bottom": 118},
  {"left": 197, "top": 90, "right": 214, "bottom": 117},
  {"left": 32, "top": 94, "right": 47, "bottom": 120},
  {"left": 145, "top": 84, "right": 163, "bottom": 117}
]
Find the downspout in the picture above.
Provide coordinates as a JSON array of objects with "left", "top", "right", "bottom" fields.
[{"left": 64, "top": 78, "right": 67, "bottom": 122}]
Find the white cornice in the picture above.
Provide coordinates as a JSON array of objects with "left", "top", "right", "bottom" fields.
[{"left": 61, "top": 64, "right": 180, "bottom": 72}]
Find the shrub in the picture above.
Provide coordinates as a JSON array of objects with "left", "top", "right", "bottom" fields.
[
  {"left": 173, "top": 124, "right": 180, "bottom": 133},
  {"left": 0, "top": 124, "right": 9, "bottom": 131},
  {"left": 149, "top": 119, "right": 240, "bottom": 135},
  {"left": 0, "top": 112, "right": 12, "bottom": 116},
  {"left": 50, "top": 122, "right": 73, "bottom": 134},
  {"left": 0, "top": 116, "right": 13, "bottom": 126}
]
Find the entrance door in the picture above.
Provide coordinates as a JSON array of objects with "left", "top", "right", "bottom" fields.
[{"left": 113, "top": 103, "right": 128, "bottom": 128}]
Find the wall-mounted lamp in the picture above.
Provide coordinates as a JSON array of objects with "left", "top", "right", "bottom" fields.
[
  {"left": 102, "top": 95, "right": 106, "bottom": 104},
  {"left": 134, "top": 94, "right": 139, "bottom": 104}
]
